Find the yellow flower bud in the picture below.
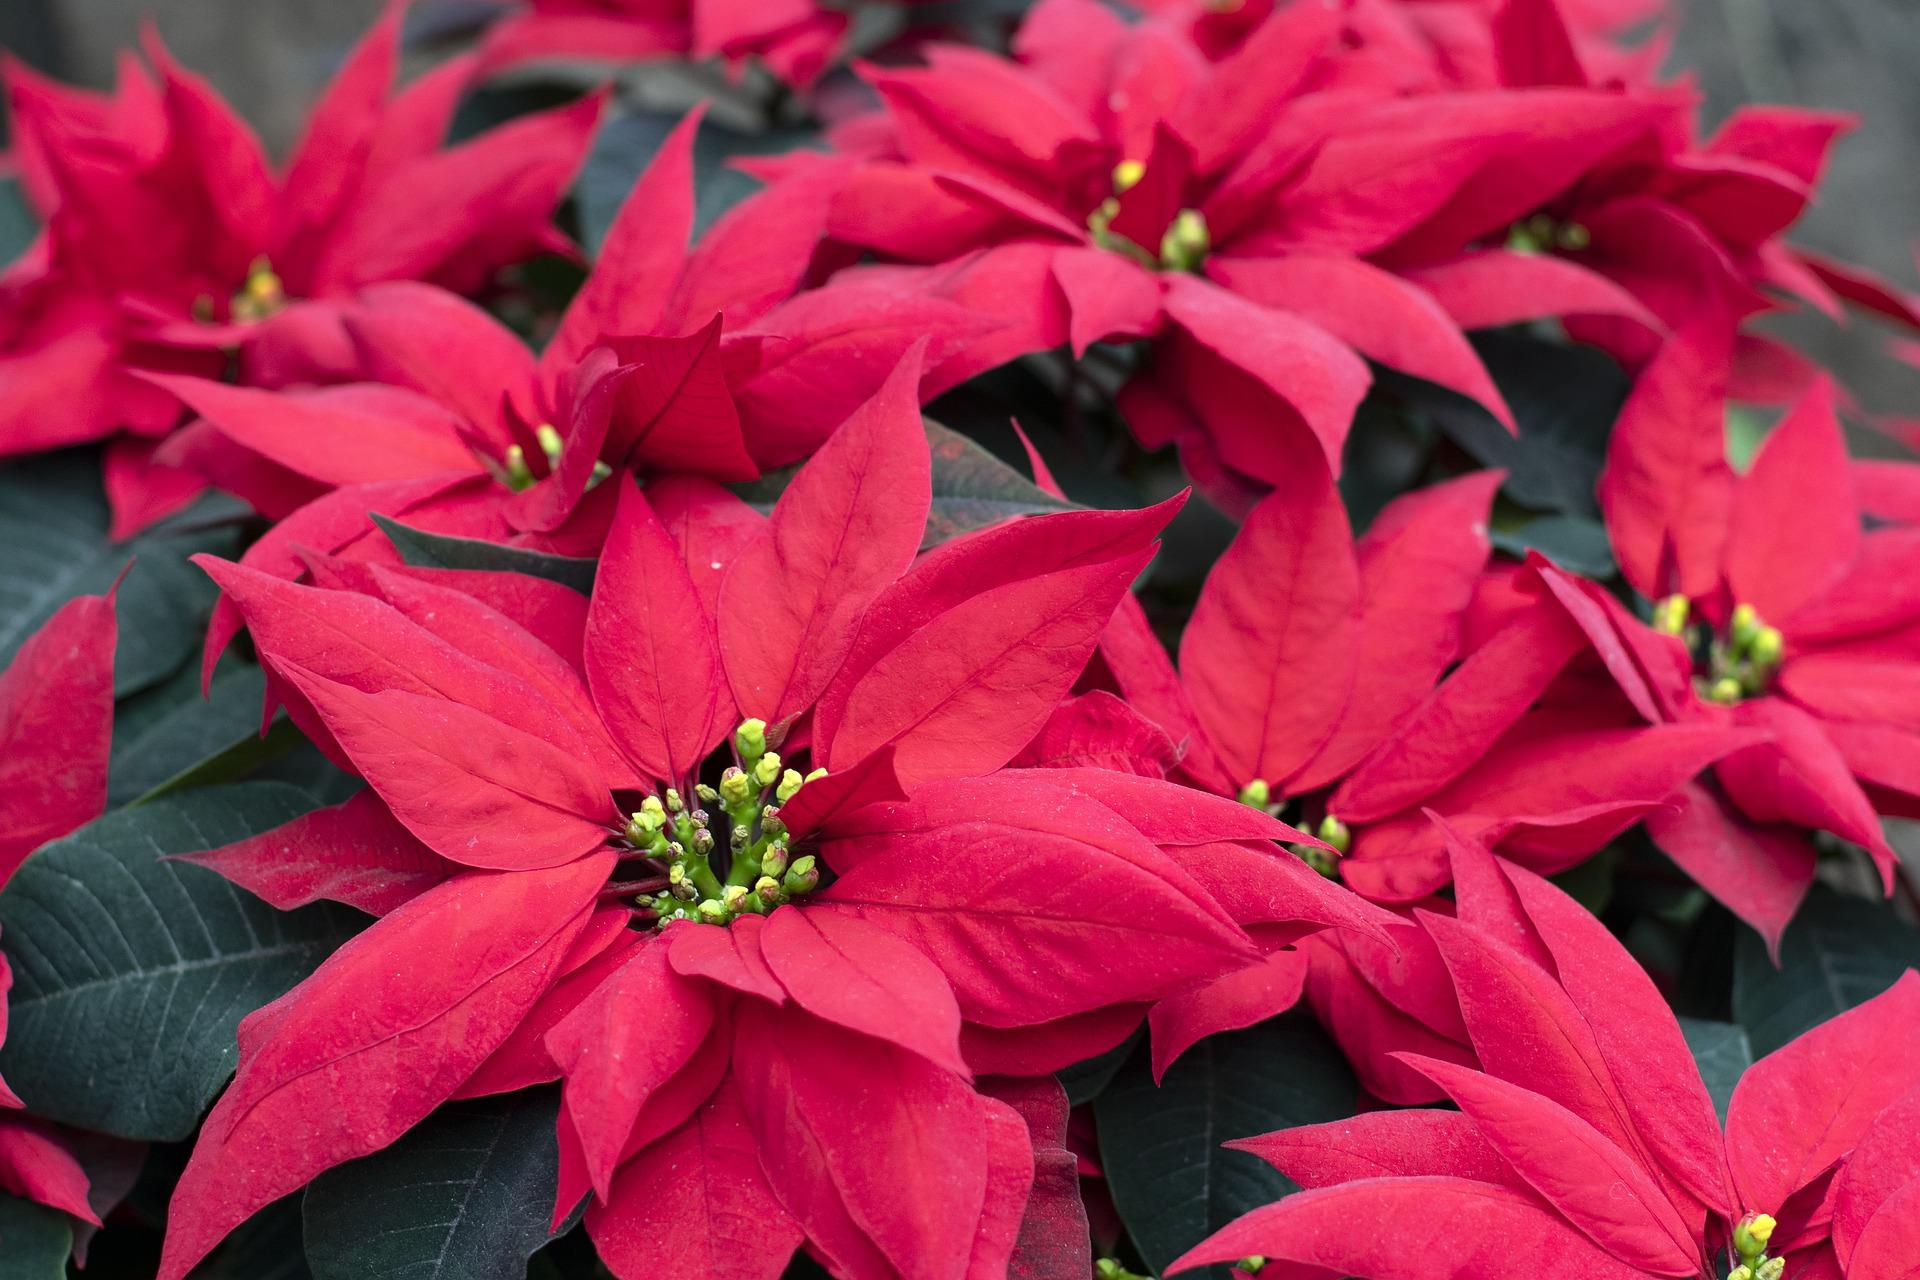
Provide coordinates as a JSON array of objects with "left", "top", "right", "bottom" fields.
[
  {"left": 1238, "top": 779, "right": 1272, "bottom": 809},
  {"left": 1113, "top": 159, "right": 1145, "bottom": 192},
  {"left": 753, "top": 751, "right": 782, "bottom": 788}
]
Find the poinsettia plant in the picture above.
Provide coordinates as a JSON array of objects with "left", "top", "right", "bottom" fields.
[{"left": 2, "top": 0, "right": 1920, "bottom": 1277}]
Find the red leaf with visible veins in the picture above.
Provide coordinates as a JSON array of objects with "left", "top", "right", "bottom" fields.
[
  {"left": 1725, "top": 377, "right": 1859, "bottom": 620},
  {"left": 547, "top": 936, "right": 715, "bottom": 1200},
  {"left": 1180, "top": 461, "right": 1360, "bottom": 791},
  {"left": 587, "top": 479, "right": 730, "bottom": 785},
  {"left": 0, "top": 589, "right": 115, "bottom": 879},
  {"left": 1645, "top": 782, "right": 1816, "bottom": 960},
  {"left": 1231, "top": 1109, "right": 1525, "bottom": 1191},
  {"left": 1294, "top": 472, "right": 1501, "bottom": 791},
  {"left": 731, "top": 1002, "right": 1002, "bottom": 1280},
  {"left": 585, "top": 1079, "right": 801, "bottom": 1280},
  {"left": 719, "top": 345, "right": 931, "bottom": 724},
  {"left": 825, "top": 549, "right": 1155, "bottom": 787},
  {"left": 274, "top": 663, "right": 614, "bottom": 871},
  {"left": 1599, "top": 310, "right": 1738, "bottom": 601},
  {"left": 176, "top": 788, "right": 454, "bottom": 917},
  {"left": 1148, "top": 951, "right": 1308, "bottom": 1080},
  {"left": 154, "top": 855, "right": 609, "bottom": 1280},
  {"left": 1399, "top": 1055, "right": 1701, "bottom": 1276},
  {"left": 1832, "top": 1084, "right": 1920, "bottom": 1269},
  {"left": 815, "top": 776, "right": 1251, "bottom": 1026},
  {"left": 546, "top": 108, "right": 702, "bottom": 368},
  {"left": 1169, "top": 1178, "right": 1649, "bottom": 1279},
  {"left": 761, "top": 907, "right": 968, "bottom": 1077},
  {"left": 0, "top": 1112, "right": 98, "bottom": 1223},
  {"left": 1726, "top": 972, "right": 1920, "bottom": 1215}
]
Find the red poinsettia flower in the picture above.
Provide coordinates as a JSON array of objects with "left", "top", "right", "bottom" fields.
[
  {"left": 156, "top": 349, "right": 1377, "bottom": 1279},
  {"left": 1092, "top": 458, "right": 1755, "bottom": 906},
  {"left": 1544, "top": 315, "right": 1912, "bottom": 948},
  {"left": 794, "top": 0, "right": 1668, "bottom": 505},
  {"left": 1388, "top": 0, "right": 1920, "bottom": 397},
  {"left": 0, "top": 591, "right": 117, "bottom": 1225},
  {"left": 0, "top": 1, "right": 602, "bottom": 535},
  {"left": 475, "top": 0, "right": 854, "bottom": 87},
  {"left": 1174, "top": 821, "right": 1920, "bottom": 1280}
]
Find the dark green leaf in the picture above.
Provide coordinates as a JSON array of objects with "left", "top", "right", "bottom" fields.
[
  {"left": 0, "top": 178, "right": 35, "bottom": 266},
  {"left": 372, "top": 516, "right": 595, "bottom": 594},
  {"left": 0, "top": 453, "right": 243, "bottom": 697},
  {"left": 1490, "top": 513, "right": 1618, "bottom": 579},
  {"left": 1733, "top": 886, "right": 1920, "bottom": 1056},
  {"left": 1417, "top": 333, "right": 1630, "bottom": 518},
  {"left": 730, "top": 421, "right": 1075, "bottom": 550},
  {"left": 1094, "top": 1013, "right": 1356, "bottom": 1278},
  {"left": 304, "top": 1091, "right": 566, "bottom": 1280},
  {"left": 921, "top": 421, "right": 1076, "bottom": 548},
  {"left": 110, "top": 663, "right": 270, "bottom": 807},
  {"left": 0, "top": 1196, "right": 70, "bottom": 1280},
  {"left": 193, "top": 1196, "right": 313, "bottom": 1280},
  {"left": 0, "top": 784, "right": 366, "bottom": 1141},
  {"left": 1678, "top": 1018, "right": 1752, "bottom": 1122},
  {"left": 1057, "top": 1029, "right": 1141, "bottom": 1107},
  {"left": 579, "top": 106, "right": 821, "bottom": 252}
]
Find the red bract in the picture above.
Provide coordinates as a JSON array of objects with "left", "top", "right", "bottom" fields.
[
  {"left": 1579, "top": 326, "right": 1909, "bottom": 946},
  {"left": 795, "top": 0, "right": 1677, "bottom": 504},
  {"left": 1091, "top": 460, "right": 1755, "bottom": 907},
  {"left": 0, "top": 591, "right": 117, "bottom": 1224},
  {"left": 477, "top": 0, "right": 852, "bottom": 87},
  {"left": 158, "top": 349, "right": 1378, "bottom": 1279},
  {"left": 1173, "top": 822, "right": 1920, "bottom": 1280},
  {"left": 0, "top": 1, "right": 602, "bottom": 534}
]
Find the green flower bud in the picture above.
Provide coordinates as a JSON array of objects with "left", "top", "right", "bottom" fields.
[
  {"left": 503, "top": 444, "right": 534, "bottom": 492},
  {"left": 1734, "top": 1214, "right": 1777, "bottom": 1260},
  {"left": 1236, "top": 1259, "right": 1267, "bottom": 1276},
  {"left": 753, "top": 751, "right": 783, "bottom": 789},
  {"left": 761, "top": 811, "right": 787, "bottom": 839},
  {"left": 1755, "top": 1259, "right": 1784, "bottom": 1280},
  {"left": 1708, "top": 675, "right": 1744, "bottom": 705},
  {"left": 1316, "top": 814, "right": 1352, "bottom": 856},
  {"left": 696, "top": 899, "right": 728, "bottom": 924},
  {"left": 1238, "top": 779, "right": 1272, "bottom": 809},
  {"left": 691, "top": 827, "right": 714, "bottom": 856},
  {"left": 721, "top": 884, "right": 750, "bottom": 913},
  {"left": 761, "top": 841, "right": 790, "bottom": 879},
  {"left": 783, "top": 855, "right": 819, "bottom": 895},
  {"left": 735, "top": 718, "right": 768, "bottom": 762},
  {"left": 534, "top": 423, "right": 564, "bottom": 464},
  {"left": 1555, "top": 221, "right": 1591, "bottom": 251},
  {"left": 775, "top": 768, "right": 805, "bottom": 804},
  {"left": 640, "top": 795, "right": 665, "bottom": 818},
  {"left": 664, "top": 788, "right": 684, "bottom": 813},
  {"left": 1160, "top": 208, "right": 1210, "bottom": 272},
  {"left": 729, "top": 824, "right": 749, "bottom": 851},
  {"left": 695, "top": 783, "right": 721, "bottom": 806},
  {"left": 1730, "top": 602, "right": 1762, "bottom": 650},
  {"left": 1652, "top": 594, "right": 1691, "bottom": 636},
  {"left": 1729, "top": 1267, "right": 1754, "bottom": 1280},
  {"left": 805, "top": 767, "right": 828, "bottom": 784},
  {"left": 626, "top": 809, "right": 664, "bottom": 842},
  {"left": 754, "top": 875, "right": 786, "bottom": 907},
  {"left": 719, "top": 767, "right": 753, "bottom": 809},
  {"left": 1749, "top": 625, "right": 1784, "bottom": 668}
]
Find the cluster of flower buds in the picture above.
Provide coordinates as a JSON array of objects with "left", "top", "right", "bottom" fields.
[
  {"left": 1655, "top": 596, "right": 1786, "bottom": 704},
  {"left": 1236, "top": 779, "right": 1349, "bottom": 878},
  {"left": 1086, "top": 160, "right": 1211, "bottom": 274},
  {"left": 622, "top": 719, "right": 827, "bottom": 927}
]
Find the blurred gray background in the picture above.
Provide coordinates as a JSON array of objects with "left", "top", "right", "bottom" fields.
[{"left": 6, "top": 0, "right": 1920, "bottom": 414}]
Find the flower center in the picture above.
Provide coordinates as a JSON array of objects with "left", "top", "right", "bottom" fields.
[
  {"left": 1652, "top": 596, "right": 1784, "bottom": 705},
  {"left": 498, "top": 423, "right": 612, "bottom": 494},
  {"left": 1087, "top": 160, "right": 1211, "bottom": 273},
  {"left": 614, "top": 719, "right": 827, "bottom": 928},
  {"left": 1237, "top": 779, "right": 1349, "bottom": 878},
  {"left": 229, "top": 256, "right": 287, "bottom": 323},
  {"left": 1506, "top": 211, "right": 1591, "bottom": 255}
]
